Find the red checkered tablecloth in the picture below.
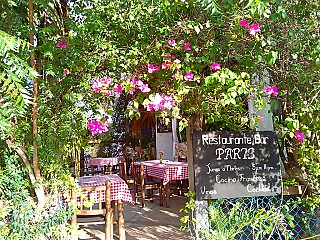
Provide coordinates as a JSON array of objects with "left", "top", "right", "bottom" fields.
[
  {"left": 79, "top": 174, "right": 134, "bottom": 204},
  {"left": 87, "top": 157, "right": 125, "bottom": 167},
  {"left": 130, "top": 160, "right": 189, "bottom": 186}
]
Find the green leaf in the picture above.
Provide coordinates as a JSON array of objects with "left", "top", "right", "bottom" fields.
[{"left": 266, "top": 51, "right": 278, "bottom": 65}]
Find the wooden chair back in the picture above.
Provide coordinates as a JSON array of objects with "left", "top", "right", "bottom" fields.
[
  {"left": 132, "top": 162, "right": 143, "bottom": 184},
  {"left": 77, "top": 185, "right": 107, "bottom": 216},
  {"left": 178, "top": 156, "right": 187, "bottom": 162},
  {"left": 132, "top": 162, "right": 163, "bottom": 207}
]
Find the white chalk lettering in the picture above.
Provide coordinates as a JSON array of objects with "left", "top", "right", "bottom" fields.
[
  {"left": 202, "top": 134, "right": 257, "bottom": 146},
  {"left": 254, "top": 134, "right": 269, "bottom": 145},
  {"left": 225, "top": 165, "right": 240, "bottom": 171},
  {"left": 206, "top": 163, "right": 220, "bottom": 174},
  {"left": 247, "top": 183, "right": 271, "bottom": 193},
  {"left": 239, "top": 174, "right": 266, "bottom": 182},
  {"left": 215, "top": 147, "right": 255, "bottom": 160},
  {"left": 200, "top": 186, "right": 217, "bottom": 195},
  {"left": 216, "top": 174, "right": 237, "bottom": 183},
  {"left": 264, "top": 164, "right": 274, "bottom": 171}
]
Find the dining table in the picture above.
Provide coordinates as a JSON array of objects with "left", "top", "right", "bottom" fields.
[
  {"left": 72, "top": 174, "right": 134, "bottom": 240},
  {"left": 86, "top": 157, "right": 127, "bottom": 178},
  {"left": 87, "top": 157, "right": 126, "bottom": 168},
  {"left": 130, "top": 160, "right": 189, "bottom": 208}
]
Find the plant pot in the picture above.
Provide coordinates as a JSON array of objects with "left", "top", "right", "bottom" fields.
[
  {"left": 134, "top": 146, "right": 142, "bottom": 153},
  {"left": 283, "top": 185, "right": 307, "bottom": 196}
]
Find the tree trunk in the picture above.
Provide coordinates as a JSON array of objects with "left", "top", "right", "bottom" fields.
[
  {"left": 5, "top": 0, "right": 11, "bottom": 33},
  {"left": 28, "top": 0, "right": 45, "bottom": 210},
  {"left": 6, "top": 139, "right": 45, "bottom": 203},
  {"left": 186, "top": 114, "right": 203, "bottom": 191}
]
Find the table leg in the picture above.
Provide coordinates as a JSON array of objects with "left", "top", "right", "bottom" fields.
[
  {"left": 165, "top": 182, "right": 170, "bottom": 208},
  {"left": 71, "top": 214, "right": 77, "bottom": 240},
  {"left": 111, "top": 201, "right": 116, "bottom": 223},
  {"left": 105, "top": 182, "right": 113, "bottom": 240},
  {"left": 118, "top": 199, "right": 126, "bottom": 240}
]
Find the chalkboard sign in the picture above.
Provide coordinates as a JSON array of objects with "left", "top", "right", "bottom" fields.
[{"left": 193, "top": 131, "right": 281, "bottom": 200}]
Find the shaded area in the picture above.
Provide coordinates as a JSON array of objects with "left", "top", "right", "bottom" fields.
[{"left": 78, "top": 194, "right": 192, "bottom": 240}]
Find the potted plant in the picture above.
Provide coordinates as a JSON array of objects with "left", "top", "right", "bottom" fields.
[{"left": 283, "top": 178, "right": 308, "bottom": 196}]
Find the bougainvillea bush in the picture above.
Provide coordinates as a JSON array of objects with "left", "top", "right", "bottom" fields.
[{"left": 82, "top": 0, "right": 319, "bottom": 196}]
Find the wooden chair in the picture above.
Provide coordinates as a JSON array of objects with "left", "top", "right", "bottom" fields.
[
  {"left": 83, "top": 165, "right": 105, "bottom": 176},
  {"left": 71, "top": 182, "right": 113, "bottom": 240},
  {"left": 120, "top": 160, "right": 134, "bottom": 187},
  {"left": 133, "top": 162, "right": 163, "bottom": 208},
  {"left": 178, "top": 156, "right": 187, "bottom": 162}
]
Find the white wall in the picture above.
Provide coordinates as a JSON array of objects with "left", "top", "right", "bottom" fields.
[{"left": 155, "top": 117, "right": 175, "bottom": 160}]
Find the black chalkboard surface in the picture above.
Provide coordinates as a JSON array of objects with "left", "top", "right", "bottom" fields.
[{"left": 193, "top": 131, "right": 281, "bottom": 200}]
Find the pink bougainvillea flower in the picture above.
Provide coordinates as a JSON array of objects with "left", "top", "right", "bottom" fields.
[
  {"left": 162, "top": 62, "right": 171, "bottom": 69},
  {"left": 135, "top": 79, "right": 144, "bottom": 87},
  {"left": 56, "top": 40, "right": 69, "bottom": 49},
  {"left": 184, "top": 71, "right": 194, "bottom": 81},
  {"left": 295, "top": 131, "right": 305, "bottom": 143},
  {"left": 184, "top": 42, "right": 191, "bottom": 50},
  {"left": 179, "top": 40, "right": 185, "bottom": 44},
  {"left": 101, "top": 76, "right": 113, "bottom": 85},
  {"left": 79, "top": 67, "right": 84, "bottom": 72},
  {"left": 148, "top": 64, "right": 160, "bottom": 73},
  {"left": 130, "top": 78, "right": 138, "bottom": 85},
  {"left": 173, "top": 72, "right": 183, "bottom": 78},
  {"left": 264, "top": 86, "right": 278, "bottom": 97},
  {"left": 239, "top": 19, "right": 261, "bottom": 36},
  {"left": 239, "top": 18, "right": 249, "bottom": 27},
  {"left": 168, "top": 39, "right": 176, "bottom": 46},
  {"left": 165, "top": 54, "right": 170, "bottom": 59},
  {"left": 91, "top": 76, "right": 113, "bottom": 93},
  {"left": 147, "top": 103, "right": 155, "bottom": 111},
  {"left": 130, "top": 78, "right": 151, "bottom": 93},
  {"left": 129, "top": 88, "right": 136, "bottom": 95},
  {"left": 258, "top": 116, "right": 265, "bottom": 122},
  {"left": 152, "top": 93, "right": 165, "bottom": 111},
  {"left": 162, "top": 94, "right": 174, "bottom": 110},
  {"left": 91, "top": 78, "right": 103, "bottom": 93},
  {"left": 147, "top": 93, "right": 175, "bottom": 112},
  {"left": 210, "top": 62, "right": 221, "bottom": 71},
  {"left": 63, "top": 69, "right": 69, "bottom": 76},
  {"left": 248, "top": 23, "right": 261, "bottom": 35},
  {"left": 87, "top": 119, "right": 109, "bottom": 136},
  {"left": 140, "top": 84, "right": 151, "bottom": 93},
  {"left": 171, "top": 54, "right": 177, "bottom": 59},
  {"left": 102, "top": 90, "right": 111, "bottom": 96},
  {"left": 114, "top": 85, "right": 123, "bottom": 93},
  {"left": 153, "top": 93, "right": 163, "bottom": 105}
]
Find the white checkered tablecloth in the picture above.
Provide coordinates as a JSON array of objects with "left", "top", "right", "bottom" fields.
[
  {"left": 87, "top": 157, "right": 125, "bottom": 167},
  {"left": 130, "top": 160, "right": 189, "bottom": 186},
  {"left": 79, "top": 174, "right": 134, "bottom": 204}
]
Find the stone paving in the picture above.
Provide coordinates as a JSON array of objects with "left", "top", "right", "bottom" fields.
[{"left": 78, "top": 193, "right": 193, "bottom": 240}]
